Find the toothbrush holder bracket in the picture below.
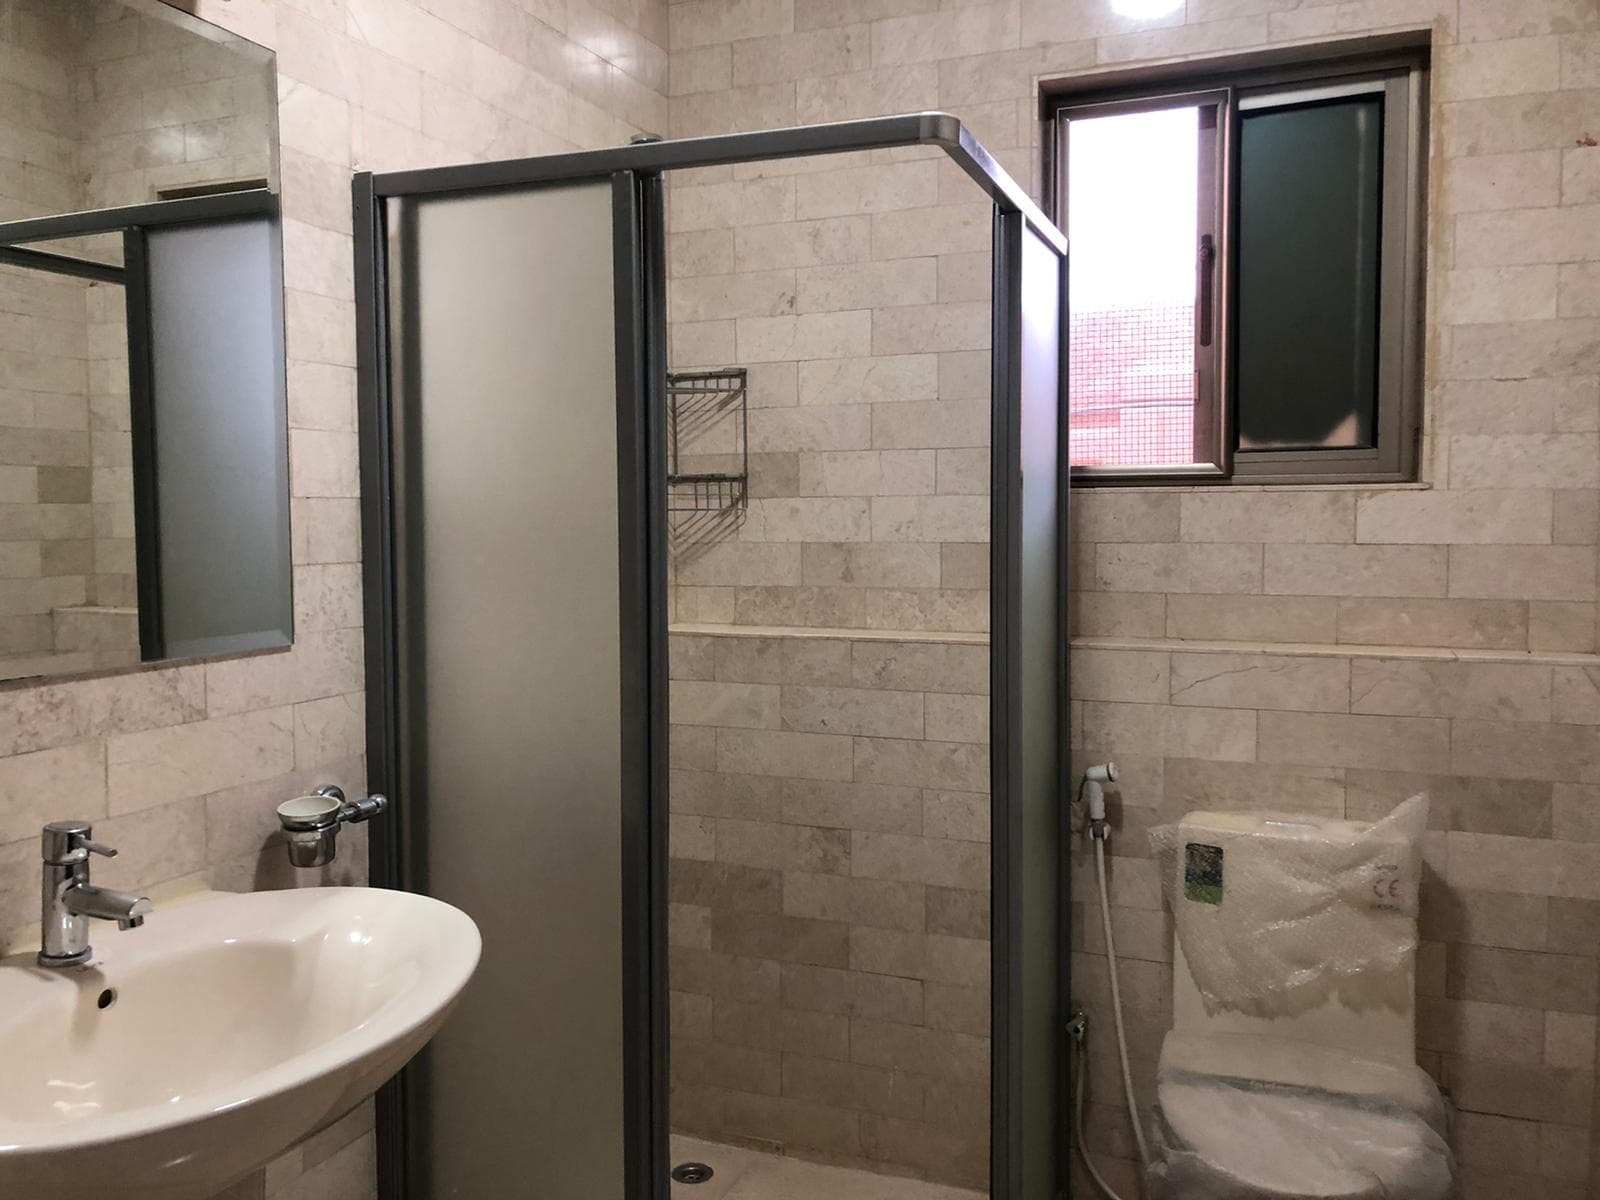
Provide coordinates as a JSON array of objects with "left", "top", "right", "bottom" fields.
[{"left": 276, "top": 785, "right": 389, "bottom": 868}]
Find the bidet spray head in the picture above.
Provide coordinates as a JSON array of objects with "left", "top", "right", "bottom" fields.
[
  {"left": 1080, "top": 763, "right": 1118, "bottom": 840},
  {"left": 1083, "top": 762, "right": 1118, "bottom": 785}
]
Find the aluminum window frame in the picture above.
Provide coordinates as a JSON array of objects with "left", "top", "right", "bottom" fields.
[{"left": 1047, "top": 45, "right": 1428, "bottom": 486}]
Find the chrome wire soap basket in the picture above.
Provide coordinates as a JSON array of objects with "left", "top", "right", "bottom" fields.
[{"left": 667, "top": 368, "right": 748, "bottom": 514}]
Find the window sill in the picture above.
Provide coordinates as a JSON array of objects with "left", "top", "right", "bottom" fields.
[{"left": 1069, "top": 478, "right": 1433, "bottom": 494}]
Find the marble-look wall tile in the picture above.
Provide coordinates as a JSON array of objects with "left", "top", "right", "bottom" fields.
[
  {"left": 1337, "top": 597, "right": 1530, "bottom": 651},
  {"left": 0, "top": 739, "right": 106, "bottom": 844},
  {"left": 668, "top": 630, "right": 987, "bottom": 1185},
  {"left": 107, "top": 707, "right": 297, "bottom": 815},
  {"left": 1166, "top": 594, "right": 1340, "bottom": 643},
  {"left": 1263, "top": 544, "right": 1449, "bottom": 598},
  {"left": 1082, "top": 700, "right": 1256, "bottom": 763},
  {"left": 1351, "top": 659, "right": 1553, "bottom": 722},
  {"left": 1094, "top": 542, "right": 1263, "bottom": 595},
  {"left": 1169, "top": 651, "right": 1350, "bottom": 713}
]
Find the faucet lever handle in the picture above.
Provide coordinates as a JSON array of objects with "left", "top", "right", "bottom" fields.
[{"left": 40, "top": 821, "right": 119, "bottom": 863}]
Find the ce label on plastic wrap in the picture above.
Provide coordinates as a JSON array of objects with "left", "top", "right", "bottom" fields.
[{"left": 1371, "top": 862, "right": 1404, "bottom": 907}]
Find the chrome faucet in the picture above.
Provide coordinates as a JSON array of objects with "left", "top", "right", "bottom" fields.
[{"left": 38, "top": 820, "right": 153, "bottom": 968}]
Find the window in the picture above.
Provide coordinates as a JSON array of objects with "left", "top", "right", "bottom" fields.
[{"left": 1049, "top": 48, "right": 1427, "bottom": 484}]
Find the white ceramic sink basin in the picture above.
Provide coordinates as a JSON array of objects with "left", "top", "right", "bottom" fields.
[{"left": 0, "top": 887, "right": 480, "bottom": 1200}]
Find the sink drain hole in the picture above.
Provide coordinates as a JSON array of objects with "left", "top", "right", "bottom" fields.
[
  {"left": 671, "top": 1162, "right": 714, "bottom": 1185},
  {"left": 96, "top": 988, "right": 116, "bottom": 1010}
]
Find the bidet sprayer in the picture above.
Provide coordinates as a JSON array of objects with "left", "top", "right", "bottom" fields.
[{"left": 1080, "top": 762, "right": 1118, "bottom": 841}]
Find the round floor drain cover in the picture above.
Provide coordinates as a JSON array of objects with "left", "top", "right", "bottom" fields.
[{"left": 671, "top": 1162, "right": 714, "bottom": 1184}]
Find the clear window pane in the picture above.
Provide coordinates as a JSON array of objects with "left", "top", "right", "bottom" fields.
[
  {"left": 1066, "top": 105, "right": 1202, "bottom": 468},
  {"left": 1236, "top": 96, "right": 1383, "bottom": 451}
]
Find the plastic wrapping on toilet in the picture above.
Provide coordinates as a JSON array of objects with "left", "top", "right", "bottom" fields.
[
  {"left": 1148, "top": 1052, "right": 1458, "bottom": 1200},
  {"left": 1148, "top": 795, "right": 1428, "bottom": 1017}
]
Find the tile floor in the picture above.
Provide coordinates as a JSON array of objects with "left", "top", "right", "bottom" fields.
[{"left": 668, "top": 1136, "right": 987, "bottom": 1200}]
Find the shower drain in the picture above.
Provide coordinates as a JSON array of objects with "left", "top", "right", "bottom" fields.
[{"left": 670, "top": 1162, "right": 714, "bottom": 1185}]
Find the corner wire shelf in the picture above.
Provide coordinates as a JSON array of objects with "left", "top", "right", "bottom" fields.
[{"left": 667, "top": 367, "right": 748, "bottom": 515}]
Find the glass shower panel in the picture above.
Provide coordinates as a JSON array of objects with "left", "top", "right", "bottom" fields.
[
  {"left": 661, "top": 145, "right": 997, "bottom": 1195},
  {"left": 394, "top": 181, "right": 626, "bottom": 1199}
]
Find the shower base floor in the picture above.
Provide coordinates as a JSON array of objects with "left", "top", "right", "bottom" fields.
[{"left": 669, "top": 1135, "right": 987, "bottom": 1200}]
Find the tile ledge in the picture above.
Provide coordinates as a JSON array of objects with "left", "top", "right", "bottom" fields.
[
  {"left": 1071, "top": 636, "right": 1600, "bottom": 668},
  {"left": 671, "top": 621, "right": 988, "bottom": 646},
  {"left": 1072, "top": 480, "right": 1434, "bottom": 495}
]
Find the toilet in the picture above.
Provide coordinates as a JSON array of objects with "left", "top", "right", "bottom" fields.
[{"left": 1147, "top": 803, "right": 1456, "bottom": 1200}]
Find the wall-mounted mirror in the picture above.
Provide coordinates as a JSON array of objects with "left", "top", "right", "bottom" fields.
[{"left": 0, "top": 0, "right": 289, "bottom": 682}]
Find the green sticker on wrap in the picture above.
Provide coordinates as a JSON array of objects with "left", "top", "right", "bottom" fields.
[{"left": 1185, "top": 842, "right": 1223, "bottom": 905}]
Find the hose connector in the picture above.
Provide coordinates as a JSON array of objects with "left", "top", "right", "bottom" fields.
[{"left": 1066, "top": 1010, "right": 1087, "bottom": 1043}]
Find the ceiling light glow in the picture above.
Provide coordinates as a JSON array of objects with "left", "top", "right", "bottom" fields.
[{"left": 1110, "top": 0, "right": 1184, "bottom": 18}]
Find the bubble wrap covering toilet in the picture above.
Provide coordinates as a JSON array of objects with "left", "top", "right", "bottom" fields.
[{"left": 1143, "top": 798, "right": 1456, "bottom": 1199}]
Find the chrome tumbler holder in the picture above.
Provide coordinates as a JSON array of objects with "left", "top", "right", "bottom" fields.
[{"left": 276, "top": 785, "right": 388, "bottom": 868}]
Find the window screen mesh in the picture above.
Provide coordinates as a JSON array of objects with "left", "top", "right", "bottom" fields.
[
  {"left": 1069, "top": 302, "right": 1195, "bottom": 467},
  {"left": 1064, "top": 104, "right": 1202, "bottom": 469}
]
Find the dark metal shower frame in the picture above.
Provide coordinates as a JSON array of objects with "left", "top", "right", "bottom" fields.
[{"left": 353, "top": 111, "right": 1069, "bottom": 1200}]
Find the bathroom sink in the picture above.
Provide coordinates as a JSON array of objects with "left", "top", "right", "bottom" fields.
[{"left": 0, "top": 887, "right": 480, "bottom": 1200}]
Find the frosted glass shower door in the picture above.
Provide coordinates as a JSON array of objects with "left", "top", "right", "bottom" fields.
[{"left": 381, "top": 178, "right": 651, "bottom": 1200}]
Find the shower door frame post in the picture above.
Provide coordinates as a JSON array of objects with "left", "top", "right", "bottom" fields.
[
  {"left": 351, "top": 167, "right": 409, "bottom": 1200},
  {"left": 614, "top": 168, "right": 675, "bottom": 1200},
  {"left": 991, "top": 208, "right": 1074, "bottom": 1200},
  {"left": 353, "top": 114, "right": 1069, "bottom": 1200},
  {"left": 992, "top": 211, "right": 1024, "bottom": 1199}
]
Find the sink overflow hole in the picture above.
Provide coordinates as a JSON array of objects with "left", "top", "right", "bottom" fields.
[
  {"left": 671, "top": 1163, "right": 713, "bottom": 1185},
  {"left": 96, "top": 988, "right": 116, "bottom": 1010}
]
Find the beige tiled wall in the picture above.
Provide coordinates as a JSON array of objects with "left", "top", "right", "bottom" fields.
[
  {"left": 666, "top": 0, "right": 1600, "bottom": 1195},
  {"left": 0, "top": 263, "right": 98, "bottom": 669},
  {"left": 668, "top": 628, "right": 991, "bottom": 1188},
  {"left": 664, "top": 152, "right": 993, "bottom": 633},
  {"left": 76, "top": 0, "right": 279, "bottom": 210},
  {"left": 0, "top": 5, "right": 95, "bottom": 670},
  {"left": 0, "top": 0, "right": 667, "bottom": 1197},
  {"left": 84, "top": 275, "right": 135, "bottom": 620}
]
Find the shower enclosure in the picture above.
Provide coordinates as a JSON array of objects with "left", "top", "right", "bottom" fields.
[{"left": 353, "top": 114, "right": 1068, "bottom": 1200}]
